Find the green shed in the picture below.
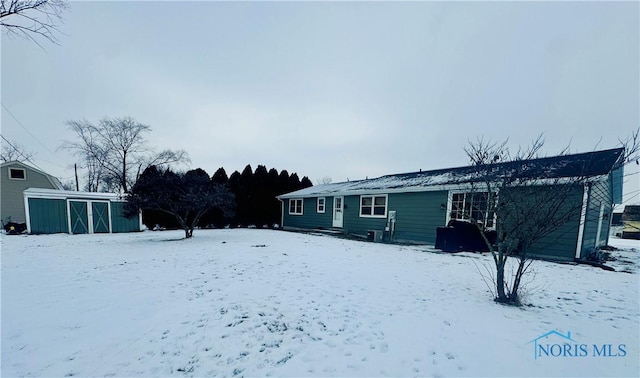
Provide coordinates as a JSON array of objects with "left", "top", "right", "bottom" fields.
[{"left": 23, "top": 188, "right": 141, "bottom": 235}]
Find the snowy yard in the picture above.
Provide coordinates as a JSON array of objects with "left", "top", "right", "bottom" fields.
[{"left": 1, "top": 229, "right": 638, "bottom": 377}]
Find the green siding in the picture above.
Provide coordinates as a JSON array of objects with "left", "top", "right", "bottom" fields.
[
  {"left": 343, "top": 192, "right": 448, "bottom": 243},
  {"left": 343, "top": 194, "right": 387, "bottom": 237},
  {"left": 281, "top": 197, "right": 333, "bottom": 230},
  {"left": 388, "top": 192, "right": 449, "bottom": 243},
  {"left": 28, "top": 198, "right": 68, "bottom": 234},
  {"left": 611, "top": 166, "right": 623, "bottom": 204},
  {"left": 110, "top": 202, "right": 140, "bottom": 233},
  {"left": 70, "top": 201, "right": 89, "bottom": 234},
  {"left": 500, "top": 185, "right": 583, "bottom": 261},
  {"left": 526, "top": 221, "right": 581, "bottom": 261}
]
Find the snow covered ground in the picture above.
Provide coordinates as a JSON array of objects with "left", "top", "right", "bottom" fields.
[{"left": 1, "top": 229, "right": 638, "bottom": 377}]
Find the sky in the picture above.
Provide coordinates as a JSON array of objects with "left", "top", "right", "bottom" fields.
[{"left": 1, "top": 1, "right": 639, "bottom": 203}]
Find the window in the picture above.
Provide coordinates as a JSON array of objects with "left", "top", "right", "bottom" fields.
[
  {"left": 360, "top": 195, "right": 387, "bottom": 217},
  {"left": 289, "top": 199, "right": 303, "bottom": 215},
  {"left": 451, "top": 192, "right": 494, "bottom": 227},
  {"left": 317, "top": 197, "right": 325, "bottom": 213},
  {"left": 9, "top": 168, "right": 26, "bottom": 180}
]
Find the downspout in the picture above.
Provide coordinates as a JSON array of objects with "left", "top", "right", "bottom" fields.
[
  {"left": 23, "top": 192, "right": 32, "bottom": 234},
  {"left": 277, "top": 198, "right": 284, "bottom": 229},
  {"left": 575, "top": 183, "right": 590, "bottom": 259}
]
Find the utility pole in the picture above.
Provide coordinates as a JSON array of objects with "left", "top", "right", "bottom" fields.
[{"left": 74, "top": 163, "right": 79, "bottom": 191}]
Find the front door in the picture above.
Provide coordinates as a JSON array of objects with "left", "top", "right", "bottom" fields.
[{"left": 332, "top": 196, "right": 344, "bottom": 228}]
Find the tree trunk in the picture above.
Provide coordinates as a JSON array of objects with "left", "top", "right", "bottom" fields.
[
  {"left": 495, "top": 263, "right": 508, "bottom": 303},
  {"left": 509, "top": 249, "right": 529, "bottom": 305},
  {"left": 495, "top": 249, "right": 509, "bottom": 303},
  {"left": 122, "top": 151, "right": 128, "bottom": 193}
]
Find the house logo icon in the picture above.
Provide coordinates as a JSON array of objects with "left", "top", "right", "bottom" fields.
[
  {"left": 528, "top": 330, "right": 628, "bottom": 359},
  {"left": 528, "top": 330, "right": 578, "bottom": 360}
]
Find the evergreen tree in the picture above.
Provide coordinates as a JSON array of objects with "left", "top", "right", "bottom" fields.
[
  {"left": 227, "top": 171, "right": 242, "bottom": 227},
  {"left": 300, "top": 176, "right": 313, "bottom": 189},
  {"left": 237, "top": 164, "right": 254, "bottom": 225},
  {"left": 288, "top": 173, "right": 301, "bottom": 193},
  {"left": 212, "top": 167, "right": 229, "bottom": 185},
  {"left": 267, "top": 168, "right": 281, "bottom": 226},
  {"left": 277, "top": 170, "right": 290, "bottom": 195}
]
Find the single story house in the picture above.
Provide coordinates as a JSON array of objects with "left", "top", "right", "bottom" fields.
[
  {"left": 23, "top": 188, "right": 141, "bottom": 234},
  {"left": 621, "top": 205, "right": 640, "bottom": 240},
  {"left": 1, "top": 161, "right": 64, "bottom": 224},
  {"left": 277, "top": 148, "right": 625, "bottom": 261}
]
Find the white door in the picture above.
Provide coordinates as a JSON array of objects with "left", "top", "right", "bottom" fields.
[{"left": 332, "top": 196, "right": 344, "bottom": 228}]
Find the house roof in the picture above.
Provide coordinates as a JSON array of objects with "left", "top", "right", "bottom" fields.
[
  {"left": 528, "top": 330, "right": 576, "bottom": 344},
  {"left": 622, "top": 205, "right": 640, "bottom": 221},
  {"left": 278, "top": 147, "right": 625, "bottom": 199},
  {"left": 23, "top": 188, "right": 126, "bottom": 201},
  {"left": 1, "top": 160, "right": 65, "bottom": 190}
]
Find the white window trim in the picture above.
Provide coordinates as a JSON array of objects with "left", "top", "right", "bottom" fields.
[
  {"left": 289, "top": 198, "right": 303, "bottom": 215},
  {"left": 448, "top": 190, "right": 496, "bottom": 227},
  {"left": 359, "top": 194, "right": 388, "bottom": 218},
  {"left": 317, "top": 197, "right": 326, "bottom": 213},
  {"left": 9, "top": 167, "right": 26, "bottom": 180}
]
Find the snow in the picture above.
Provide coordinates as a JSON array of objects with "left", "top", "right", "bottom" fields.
[
  {"left": 278, "top": 149, "right": 622, "bottom": 199},
  {"left": 2, "top": 229, "right": 638, "bottom": 377}
]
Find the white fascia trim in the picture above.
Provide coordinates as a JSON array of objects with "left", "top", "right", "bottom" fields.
[
  {"left": 277, "top": 183, "right": 475, "bottom": 199},
  {"left": 23, "top": 188, "right": 125, "bottom": 201}
]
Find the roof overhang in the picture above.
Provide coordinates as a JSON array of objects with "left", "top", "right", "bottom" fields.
[
  {"left": 277, "top": 174, "right": 609, "bottom": 199},
  {"left": 23, "top": 188, "right": 126, "bottom": 201}
]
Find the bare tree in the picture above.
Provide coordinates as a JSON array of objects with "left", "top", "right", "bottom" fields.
[
  {"left": 0, "top": 0, "right": 68, "bottom": 47},
  {"left": 62, "top": 116, "right": 190, "bottom": 193},
  {"left": 617, "top": 127, "right": 640, "bottom": 167},
  {"left": 1, "top": 138, "right": 35, "bottom": 163},
  {"left": 317, "top": 176, "right": 332, "bottom": 185},
  {"left": 462, "top": 134, "right": 633, "bottom": 305},
  {"left": 125, "top": 166, "right": 235, "bottom": 239}
]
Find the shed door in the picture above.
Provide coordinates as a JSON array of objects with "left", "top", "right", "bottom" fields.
[
  {"left": 92, "top": 202, "right": 110, "bottom": 233},
  {"left": 70, "top": 201, "right": 89, "bottom": 234},
  {"left": 332, "top": 196, "right": 344, "bottom": 228}
]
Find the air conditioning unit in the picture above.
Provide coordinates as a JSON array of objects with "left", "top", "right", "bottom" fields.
[{"left": 367, "top": 230, "right": 383, "bottom": 242}]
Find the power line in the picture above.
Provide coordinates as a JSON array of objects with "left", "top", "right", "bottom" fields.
[
  {"left": 1, "top": 102, "right": 72, "bottom": 171},
  {"left": 0, "top": 134, "right": 47, "bottom": 172},
  {"left": 1, "top": 102, "right": 60, "bottom": 157}
]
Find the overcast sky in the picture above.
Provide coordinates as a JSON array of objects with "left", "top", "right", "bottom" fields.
[{"left": 2, "top": 1, "right": 639, "bottom": 203}]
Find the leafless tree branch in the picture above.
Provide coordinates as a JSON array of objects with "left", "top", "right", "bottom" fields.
[{"left": 0, "top": 0, "right": 68, "bottom": 47}]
